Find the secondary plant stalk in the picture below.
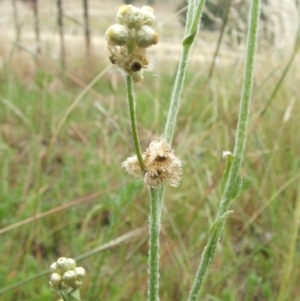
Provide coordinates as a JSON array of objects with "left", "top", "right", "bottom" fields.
[
  {"left": 218, "top": 0, "right": 260, "bottom": 216},
  {"left": 125, "top": 75, "right": 145, "bottom": 171},
  {"left": 187, "top": 0, "right": 261, "bottom": 300}
]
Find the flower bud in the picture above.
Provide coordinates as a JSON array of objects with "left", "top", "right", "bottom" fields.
[
  {"left": 116, "top": 5, "right": 143, "bottom": 28},
  {"left": 49, "top": 273, "right": 62, "bottom": 287},
  {"left": 60, "top": 281, "right": 69, "bottom": 290},
  {"left": 136, "top": 26, "right": 159, "bottom": 48},
  {"left": 140, "top": 6, "right": 155, "bottom": 26},
  {"left": 55, "top": 257, "right": 76, "bottom": 273},
  {"left": 74, "top": 280, "right": 83, "bottom": 288},
  {"left": 75, "top": 267, "right": 87, "bottom": 280},
  {"left": 132, "top": 71, "right": 144, "bottom": 83},
  {"left": 105, "top": 24, "right": 130, "bottom": 46},
  {"left": 62, "top": 270, "right": 77, "bottom": 285},
  {"left": 50, "top": 262, "right": 57, "bottom": 273}
]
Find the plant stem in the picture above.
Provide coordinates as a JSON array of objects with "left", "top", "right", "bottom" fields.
[
  {"left": 164, "top": 0, "right": 207, "bottom": 145},
  {"left": 187, "top": 0, "right": 261, "bottom": 300},
  {"left": 148, "top": 188, "right": 163, "bottom": 301},
  {"left": 218, "top": 0, "right": 260, "bottom": 217},
  {"left": 144, "top": 2, "right": 206, "bottom": 301},
  {"left": 125, "top": 74, "right": 145, "bottom": 171}
]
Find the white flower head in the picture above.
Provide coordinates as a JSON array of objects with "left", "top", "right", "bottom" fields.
[
  {"left": 140, "top": 6, "right": 155, "bottom": 26},
  {"left": 132, "top": 70, "right": 144, "bottom": 83},
  {"left": 49, "top": 257, "right": 86, "bottom": 291},
  {"left": 106, "top": 4, "right": 158, "bottom": 83},
  {"left": 54, "top": 257, "right": 76, "bottom": 274},
  {"left": 105, "top": 24, "right": 130, "bottom": 46},
  {"left": 116, "top": 5, "right": 143, "bottom": 28},
  {"left": 136, "top": 25, "right": 159, "bottom": 48}
]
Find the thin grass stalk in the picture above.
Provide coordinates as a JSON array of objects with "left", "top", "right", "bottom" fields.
[
  {"left": 125, "top": 75, "right": 145, "bottom": 171},
  {"left": 207, "top": 0, "right": 232, "bottom": 79},
  {"left": 57, "top": 0, "right": 66, "bottom": 69},
  {"left": 276, "top": 176, "right": 300, "bottom": 301},
  {"left": 187, "top": 1, "right": 261, "bottom": 300},
  {"left": 12, "top": 0, "right": 20, "bottom": 43},
  {"left": 259, "top": 24, "right": 300, "bottom": 117},
  {"left": 83, "top": 0, "right": 91, "bottom": 57},
  {"left": 32, "top": 0, "right": 40, "bottom": 54},
  {"left": 0, "top": 226, "right": 145, "bottom": 294},
  {"left": 44, "top": 65, "right": 111, "bottom": 167}
]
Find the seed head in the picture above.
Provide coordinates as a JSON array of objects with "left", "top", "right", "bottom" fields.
[
  {"left": 123, "top": 49, "right": 150, "bottom": 73},
  {"left": 122, "top": 137, "right": 182, "bottom": 188},
  {"left": 122, "top": 155, "right": 144, "bottom": 178}
]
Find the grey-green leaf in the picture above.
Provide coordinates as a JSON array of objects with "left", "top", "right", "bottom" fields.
[
  {"left": 69, "top": 289, "right": 81, "bottom": 301},
  {"left": 182, "top": 32, "right": 196, "bottom": 46},
  {"left": 220, "top": 152, "right": 242, "bottom": 199}
]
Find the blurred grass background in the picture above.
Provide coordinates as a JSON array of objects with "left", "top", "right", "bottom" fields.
[{"left": 0, "top": 0, "right": 300, "bottom": 300}]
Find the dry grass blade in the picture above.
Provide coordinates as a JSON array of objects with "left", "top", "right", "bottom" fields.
[
  {"left": 44, "top": 64, "right": 111, "bottom": 164},
  {"left": 1, "top": 97, "right": 31, "bottom": 126},
  {"left": 0, "top": 182, "right": 125, "bottom": 235},
  {"left": 0, "top": 226, "right": 147, "bottom": 295}
]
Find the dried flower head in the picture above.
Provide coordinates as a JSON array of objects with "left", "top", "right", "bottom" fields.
[
  {"left": 122, "top": 155, "right": 144, "bottom": 178},
  {"left": 123, "top": 49, "right": 150, "bottom": 73},
  {"left": 122, "top": 137, "right": 182, "bottom": 188},
  {"left": 108, "top": 46, "right": 151, "bottom": 83}
]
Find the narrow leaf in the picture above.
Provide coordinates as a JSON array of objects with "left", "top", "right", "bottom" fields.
[
  {"left": 220, "top": 152, "right": 242, "bottom": 199},
  {"left": 69, "top": 289, "right": 81, "bottom": 301},
  {"left": 182, "top": 32, "right": 196, "bottom": 46},
  {"left": 209, "top": 210, "right": 233, "bottom": 235}
]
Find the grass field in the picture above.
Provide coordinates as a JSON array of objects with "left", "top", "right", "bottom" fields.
[{"left": 1, "top": 1, "right": 300, "bottom": 301}]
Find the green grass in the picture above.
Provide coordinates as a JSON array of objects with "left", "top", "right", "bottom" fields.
[{"left": 0, "top": 44, "right": 300, "bottom": 301}]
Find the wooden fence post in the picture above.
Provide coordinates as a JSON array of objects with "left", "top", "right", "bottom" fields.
[
  {"left": 57, "top": 0, "right": 66, "bottom": 69},
  {"left": 32, "top": 0, "right": 41, "bottom": 55},
  {"left": 83, "top": 0, "right": 91, "bottom": 58},
  {"left": 12, "top": 0, "right": 21, "bottom": 44}
]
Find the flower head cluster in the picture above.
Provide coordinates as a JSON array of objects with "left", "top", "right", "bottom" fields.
[
  {"left": 105, "top": 5, "right": 158, "bottom": 83},
  {"left": 49, "top": 257, "right": 86, "bottom": 291},
  {"left": 122, "top": 137, "right": 182, "bottom": 188}
]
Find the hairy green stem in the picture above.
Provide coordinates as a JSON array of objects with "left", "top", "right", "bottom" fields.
[
  {"left": 125, "top": 74, "right": 145, "bottom": 171},
  {"left": 164, "top": 0, "right": 207, "bottom": 145},
  {"left": 187, "top": 1, "right": 261, "bottom": 300},
  {"left": 218, "top": 0, "right": 260, "bottom": 216},
  {"left": 148, "top": 188, "right": 163, "bottom": 301}
]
